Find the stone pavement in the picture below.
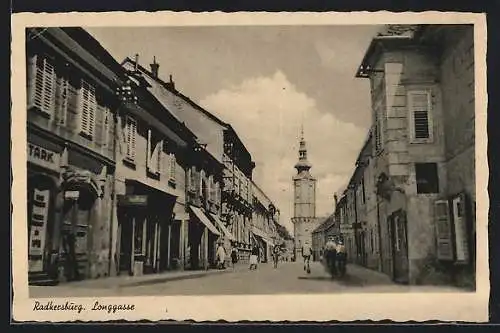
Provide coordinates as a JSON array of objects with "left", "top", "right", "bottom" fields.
[{"left": 29, "top": 261, "right": 466, "bottom": 298}]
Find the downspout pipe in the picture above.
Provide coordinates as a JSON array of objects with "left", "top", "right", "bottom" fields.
[{"left": 107, "top": 108, "right": 118, "bottom": 277}]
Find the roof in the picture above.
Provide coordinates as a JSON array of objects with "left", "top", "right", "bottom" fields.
[
  {"left": 355, "top": 25, "right": 423, "bottom": 78},
  {"left": 122, "top": 56, "right": 254, "bottom": 164},
  {"left": 312, "top": 214, "right": 335, "bottom": 234}
]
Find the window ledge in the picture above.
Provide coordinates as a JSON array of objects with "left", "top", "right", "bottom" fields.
[
  {"left": 146, "top": 169, "right": 161, "bottom": 181},
  {"left": 168, "top": 179, "right": 177, "bottom": 188},
  {"left": 28, "top": 106, "right": 52, "bottom": 119},
  {"left": 410, "top": 138, "right": 434, "bottom": 144},
  {"left": 123, "top": 158, "right": 136, "bottom": 170},
  {"left": 79, "top": 131, "right": 93, "bottom": 141}
]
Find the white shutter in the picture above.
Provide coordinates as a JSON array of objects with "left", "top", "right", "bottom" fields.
[
  {"left": 79, "top": 80, "right": 97, "bottom": 137},
  {"left": 169, "top": 154, "right": 176, "bottom": 181},
  {"left": 56, "top": 76, "right": 69, "bottom": 126},
  {"left": 186, "top": 168, "right": 192, "bottom": 191},
  {"left": 155, "top": 140, "right": 163, "bottom": 174},
  {"left": 199, "top": 170, "right": 205, "bottom": 196},
  {"left": 102, "top": 108, "right": 111, "bottom": 149},
  {"left": 32, "top": 56, "right": 56, "bottom": 116},
  {"left": 146, "top": 129, "right": 152, "bottom": 169},
  {"left": 215, "top": 182, "right": 220, "bottom": 206},
  {"left": 434, "top": 200, "right": 454, "bottom": 261},
  {"left": 452, "top": 194, "right": 469, "bottom": 263},
  {"left": 408, "top": 90, "right": 433, "bottom": 142},
  {"left": 125, "top": 116, "right": 137, "bottom": 160}
]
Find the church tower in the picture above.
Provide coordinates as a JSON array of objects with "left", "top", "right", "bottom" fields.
[{"left": 291, "top": 127, "right": 319, "bottom": 257}]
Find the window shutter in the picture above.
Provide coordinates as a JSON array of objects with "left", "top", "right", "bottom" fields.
[
  {"left": 199, "top": 170, "right": 204, "bottom": 196},
  {"left": 169, "top": 154, "right": 176, "bottom": 181},
  {"left": 102, "top": 108, "right": 111, "bottom": 149},
  {"left": 146, "top": 129, "right": 152, "bottom": 169},
  {"left": 434, "top": 200, "right": 454, "bottom": 261},
  {"left": 187, "top": 168, "right": 192, "bottom": 191},
  {"left": 32, "top": 56, "right": 56, "bottom": 116},
  {"left": 126, "top": 116, "right": 137, "bottom": 160},
  {"left": 452, "top": 194, "right": 470, "bottom": 263},
  {"left": 207, "top": 175, "right": 212, "bottom": 201},
  {"left": 215, "top": 182, "right": 220, "bottom": 206},
  {"left": 56, "top": 76, "right": 69, "bottom": 126},
  {"left": 408, "top": 91, "right": 432, "bottom": 141},
  {"left": 79, "top": 80, "right": 97, "bottom": 137},
  {"left": 154, "top": 140, "right": 163, "bottom": 174}
]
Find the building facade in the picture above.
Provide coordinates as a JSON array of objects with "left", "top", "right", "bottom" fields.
[
  {"left": 291, "top": 129, "right": 323, "bottom": 258},
  {"left": 127, "top": 58, "right": 260, "bottom": 264},
  {"left": 311, "top": 214, "right": 337, "bottom": 261},
  {"left": 353, "top": 24, "right": 475, "bottom": 286},
  {"left": 26, "top": 27, "right": 125, "bottom": 284},
  {"left": 120, "top": 57, "right": 225, "bottom": 272},
  {"left": 251, "top": 182, "right": 280, "bottom": 263}
]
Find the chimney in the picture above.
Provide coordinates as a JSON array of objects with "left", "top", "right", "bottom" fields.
[
  {"left": 134, "top": 54, "right": 139, "bottom": 72},
  {"left": 166, "top": 74, "right": 175, "bottom": 90},
  {"left": 334, "top": 193, "right": 338, "bottom": 209},
  {"left": 150, "top": 56, "right": 159, "bottom": 78}
]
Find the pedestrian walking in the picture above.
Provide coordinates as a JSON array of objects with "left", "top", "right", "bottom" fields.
[
  {"left": 301, "top": 242, "right": 312, "bottom": 274},
  {"left": 216, "top": 242, "right": 226, "bottom": 270},
  {"left": 335, "top": 236, "right": 347, "bottom": 277},
  {"left": 324, "top": 236, "right": 337, "bottom": 278},
  {"left": 272, "top": 244, "right": 281, "bottom": 268},
  {"left": 231, "top": 247, "right": 238, "bottom": 270},
  {"left": 249, "top": 245, "right": 259, "bottom": 270}
]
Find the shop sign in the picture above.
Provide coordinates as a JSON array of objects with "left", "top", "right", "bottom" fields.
[
  {"left": 27, "top": 143, "right": 60, "bottom": 172},
  {"left": 64, "top": 190, "right": 80, "bottom": 199},
  {"left": 118, "top": 195, "right": 148, "bottom": 207}
]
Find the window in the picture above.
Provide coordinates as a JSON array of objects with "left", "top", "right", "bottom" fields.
[
  {"left": 78, "top": 80, "right": 97, "bottom": 138},
  {"left": 415, "top": 163, "right": 439, "bottom": 194},
  {"left": 125, "top": 116, "right": 137, "bottom": 161},
  {"left": 30, "top": 56, "right": 56, "bottom": 116},
  {"left": 408, "top": 90, "right": 433, "bottom": 142}
]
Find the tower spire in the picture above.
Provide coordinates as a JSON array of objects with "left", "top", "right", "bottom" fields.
[{"left": 294, "top": 125, "right": 312, "bottom": 173}]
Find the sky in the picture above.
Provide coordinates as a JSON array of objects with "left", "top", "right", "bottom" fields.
[{"left": 86, "top": 25, "right": 381, "bottom": 234}]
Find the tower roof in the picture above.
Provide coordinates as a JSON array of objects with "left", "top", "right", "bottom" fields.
[{"left": 294, "top": 125, "right": 312, "bottom": 173}]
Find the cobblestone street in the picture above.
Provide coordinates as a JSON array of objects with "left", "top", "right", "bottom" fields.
[{"left": 29, "top": 261, "right": 464, "bottom": 298}]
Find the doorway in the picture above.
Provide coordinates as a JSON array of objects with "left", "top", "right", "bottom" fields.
[
  {"left": 188, "top": 220, "right": 203, "bottom": 270},
  {"left": 389, "top": 210, "right": 409, "bottom": 284},
  {"left": 118, "top": 213, "right": 133, "bottom": 275}
]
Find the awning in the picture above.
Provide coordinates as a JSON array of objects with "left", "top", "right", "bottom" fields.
[
  {"left": 210, "top": 213, "right": 236, "bottom": 242},
  {"left": 190, "top": 206, "right": 220, "bottom": 236},
  {"left": 251, "top": 226, "right": 274, "bottom": 245}
]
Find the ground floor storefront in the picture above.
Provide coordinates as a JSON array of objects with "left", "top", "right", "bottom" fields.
[
  {"left": 360, "top": 189, "right": 476, "bottom": 288},
  {"left": 115, "top": 180, "right": 179, "bottom": 276},
  {"left": 186, "top": 205, "right": 221, "bottom": 270},
  {"left": 27, "top": 130, "right": 113, "bottom": 285}
]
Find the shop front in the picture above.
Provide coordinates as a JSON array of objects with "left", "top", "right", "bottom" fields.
[
  {"left": 27, "top": 132, "right": 112, "bottom": 285},
  {"left": 187, "top": 205, "right": 221, "bottom": 270},
  {"left": 209, "top": 213, "right": 236, "bottom": 266},
  {"left": 251, "top": 227, "right": 273, "bottom": 263},
  {"left": 27, "top": 141, "right": 64, "bottom": 285},
  {"left": 116, "top": 181, "right": 177, "bottom": 276}
]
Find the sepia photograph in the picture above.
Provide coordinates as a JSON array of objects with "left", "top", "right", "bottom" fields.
[{"left": 11, "top": 11, "right": 488, "bottom": 322}]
